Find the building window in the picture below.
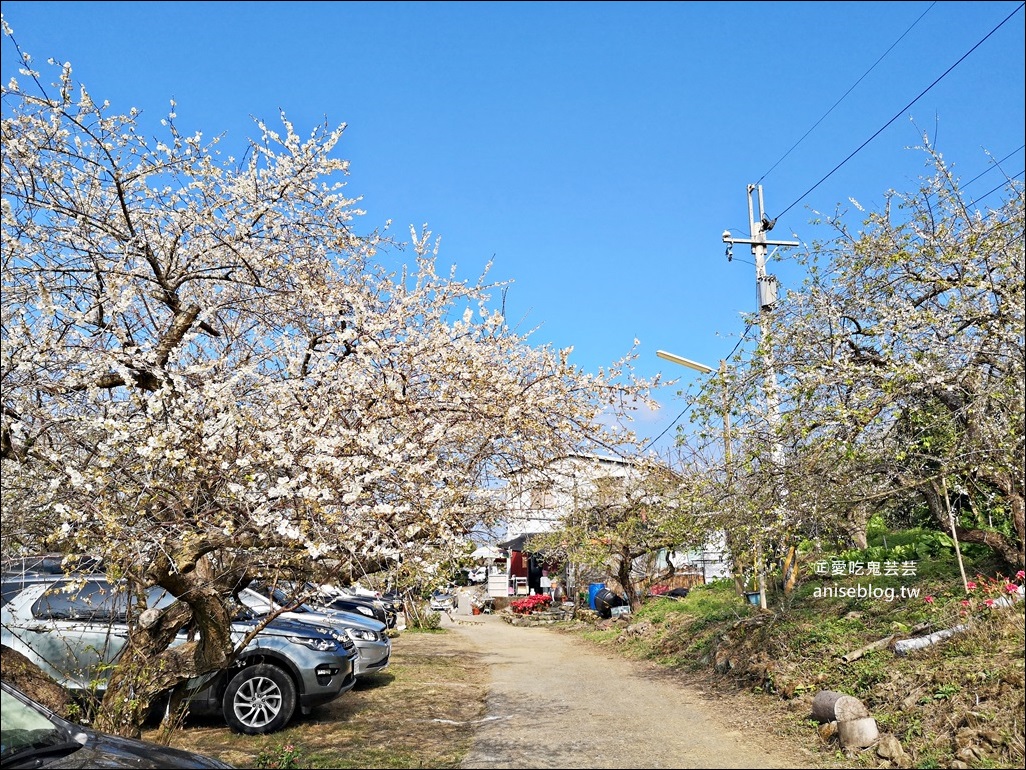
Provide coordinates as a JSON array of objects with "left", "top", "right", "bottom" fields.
[{"left": 529, "top": 486, "right": 556, "bottom": 510}]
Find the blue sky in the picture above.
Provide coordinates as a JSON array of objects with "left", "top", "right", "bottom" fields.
[{"left": 2, "top": 1, "right": 1024, "bottom": 453}]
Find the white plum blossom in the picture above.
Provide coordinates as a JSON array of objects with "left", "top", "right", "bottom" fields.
[{"left": 1, "top": 27, "right": 659, "bottom": 613}]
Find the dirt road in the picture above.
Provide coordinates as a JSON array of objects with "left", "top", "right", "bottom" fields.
[{"left": 444, "top": 612, "right": 825, "bottom": 770}]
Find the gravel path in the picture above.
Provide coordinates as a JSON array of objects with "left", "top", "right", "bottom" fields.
[{"left": 445, "top": 612, "right": 823, "bottom": 769}]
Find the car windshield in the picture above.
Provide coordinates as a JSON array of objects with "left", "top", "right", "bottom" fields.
[
  {"left": 236, "top": 587, "right": 304, "bottom": 619},
  {"left": 255, "top": 584, "right": 314, "bottom": 613},
  {"left": 13, "top": 577, "right": 177, "bottom": 623},
  {"left": 0, "top": 688, "right": 77, "bottom": 762},
  {"left": 225, "top": 597, "right": 258, "bottom": 622}
]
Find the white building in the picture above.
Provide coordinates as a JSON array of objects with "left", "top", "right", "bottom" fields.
[
  {"left": 494, "top": 453, "right": 732, "bottom": 600},
  {"left": 490, "top": 453, "right": 640, "bottom": 599},
  {"left": 503, "top": 453, "right": 641, "bottom": 541}
]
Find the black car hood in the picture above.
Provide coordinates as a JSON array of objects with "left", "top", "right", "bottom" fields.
[
  {"left": 233, "top": 614, "right": 337, "bottom": 638},
  {"left": 8, "top": 730, "right": 232, "bottom": 769}
]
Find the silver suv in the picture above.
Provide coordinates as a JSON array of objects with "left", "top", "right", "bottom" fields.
[
  {"left": 1, "top": 573, "right": 359, "bottom": 734},
  {"left": 238, "top": 584, "right": 391, "bottom": 677}
]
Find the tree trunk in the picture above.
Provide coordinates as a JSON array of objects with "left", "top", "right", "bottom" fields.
[
  {"left": 811, "top": 690, "right": 870, "bottom": 723},
  {"left": 1, "top": 645, "right": 73, "bottom": 718},
  {"left": 94, "top": 586, "right": 236, "bottom": 738},
  {"left": 837, "top": 717, "right": 879, "bottom": 748},
  {"left": 780, "top": 542, "right": 799, "bottom": 595},
  {"left": 615, "top": 551, "right": 641, "bottom": 610},
  {"left": 923, "top": 485, "right": 1023, "bottom": 569},
  {"left": 1008, "top": 488, "right": 1025, "bottom": 568},
  {"left": 94, "top": 551, "right": 243, "bottom": 738}
]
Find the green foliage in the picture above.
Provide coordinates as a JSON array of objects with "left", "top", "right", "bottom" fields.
[
  {"left": 864, "top": 513, "right": 891, "bottom": 540},
  {"left": 256, "top": 739, "right": 305, "bottom": 769},
  {"left": 632, "top": 597, "right": 688, "bottom": 626},
  {"left": 923, "top": 683, "right": 960, "bottom": 702},
  {"left": 847, "top": 653, "right": 890, "bottom": 694},
  {"left": 405, "top": 610, "right": 442, "bottom": 631},
  {"left": 665, "top": 580, "right": 742, "bottom": 623},
  {"left": 846, "top": 526, "right": 955, "bottom": 564},
  {"left": 577, "top": 627, "right": 620, "bottom": 647}
]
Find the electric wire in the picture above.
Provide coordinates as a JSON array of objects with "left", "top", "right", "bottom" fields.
[
  {"left": 771, "top": 2, "right": 1025, "bottom": 223},
  {"left": 755, "top": 2, "right": 937, "bottom": 188},
  {"left": 958, "top": 144, "right": 1024, "bottom": 191},
  {"left": 968, "top": 169, "right": 1025, "bottom": 209}
]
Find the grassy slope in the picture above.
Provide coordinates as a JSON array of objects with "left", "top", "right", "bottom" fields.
[{"left": 560, "top": 550, "right": 1025, "bottom": 770}]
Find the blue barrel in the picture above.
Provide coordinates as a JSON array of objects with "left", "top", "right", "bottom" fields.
[{"left": 588, "top": 582, "right": 605, "bottom": 610}]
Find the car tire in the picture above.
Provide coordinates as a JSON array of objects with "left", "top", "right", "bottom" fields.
[{"left": 222, "top": 663, "right": 297, "bottom": 735}]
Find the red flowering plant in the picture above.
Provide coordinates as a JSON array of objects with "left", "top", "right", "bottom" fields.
[
  {"left": 922, "top": 570, "right": 1025, "bottom": 621},
  {"left": 509, "top": 594, "right": 552, "bottom": 614}
]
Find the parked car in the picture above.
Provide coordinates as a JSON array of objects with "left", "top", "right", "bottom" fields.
[
  {"left": 239, "top": 584, "right": 391, "bottom": 678},
  {"left": 378, "top": 589, "right": 404, "bottom": 613},
  {"left": 343, "top": 588, "right": 401, "bottom": 628},
  {"left": 260, "top": 583, "right": 396, "bottom": 628},
  {"left": 335, "top": 582, "right": 379, "bottom": 601},
  {"left": 429, "top": 587, "right": 456, "bottom": 612},
  {"left": 1, "top": 680, "right": 234, "bottom": 768},
  {"left": 305, "top": 582, "right": 399, "bottom": 628},
  {"left": 0, "top": 573, "right": 358, "bottom": 735},
  {"left": 379, "top": 589, "right": 405, "bottom": 616},
  {"left": 0, "top": 553, "right": 103, "bottom": 576}
]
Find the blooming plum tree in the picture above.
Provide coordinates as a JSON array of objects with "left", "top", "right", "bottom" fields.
[
  {"left": 0, "top": 26, "right": 657, "bottom": 734},
  {"left": 688, "top": 145, "right": 1024, "bottom": 588}
]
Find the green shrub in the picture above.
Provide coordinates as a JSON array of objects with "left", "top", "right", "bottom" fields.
[{"left": 406, "top": 608, "right": 442, "bottom": 630}]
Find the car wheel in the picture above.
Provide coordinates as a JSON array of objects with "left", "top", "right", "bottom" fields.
[{"left": 222, "top": 663, "right": 297, "bottom": 735}]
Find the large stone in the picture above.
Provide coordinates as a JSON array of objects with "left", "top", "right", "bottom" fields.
[
  {"left": 956, "top": 746, "right": 983, "bottom": 763},
  {"left": 876, "top": 734, "right": 905, "bottom": 760}
]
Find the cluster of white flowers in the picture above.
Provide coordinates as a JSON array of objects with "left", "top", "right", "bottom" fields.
[{"left": 1, "top": 38, "right": 657, "bottom": 593}]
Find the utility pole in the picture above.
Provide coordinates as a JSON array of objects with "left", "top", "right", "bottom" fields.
[
  {"left": 719, "top": 358, "right": 730, "bottom": 480},
  {"left": 722, "top": 184, "right": 798, "bottom": 610}
]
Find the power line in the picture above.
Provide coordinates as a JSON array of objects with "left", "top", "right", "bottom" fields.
[
  {"left": 967, "top": 169, "right": 1025, "bottom": 208},
  {"left": 642, "top": 397, "right": 698, "bottom": 454},
  {"left": 959, "top": 145, "right": 1025, "bottom": 190},
  {"left": 756, "top": 1, "right": 938, "bottom": 188},
  {"left": 773, "top": 2, "right": 1025, "bottom": 223}
]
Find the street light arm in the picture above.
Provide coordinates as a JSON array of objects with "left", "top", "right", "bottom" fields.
[{"left": 656, "top": 350, "right": 715, "bottom": 374}]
